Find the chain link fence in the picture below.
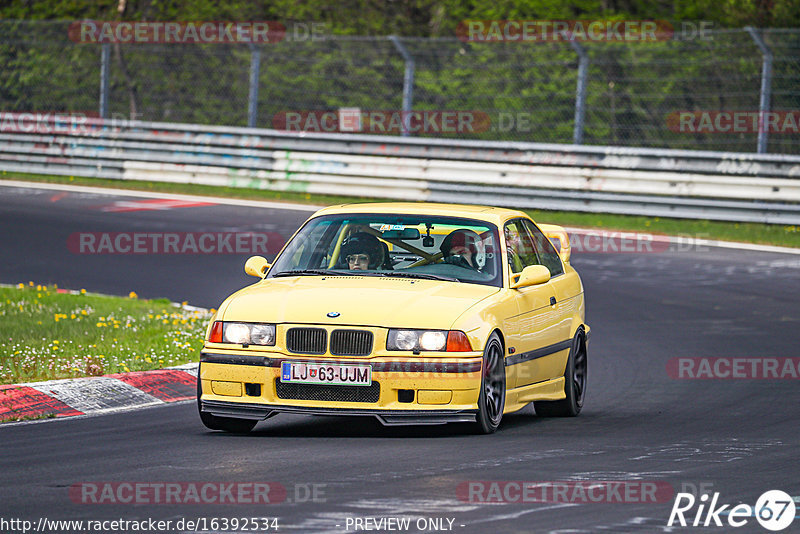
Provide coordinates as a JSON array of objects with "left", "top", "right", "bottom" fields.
[{"left": 1, "top": 21, "right": 798, "bottom": 154}]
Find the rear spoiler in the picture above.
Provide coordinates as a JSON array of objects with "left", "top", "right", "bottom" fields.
[{"left": 538, "top": 224, "right": 571, "bottom": 265}]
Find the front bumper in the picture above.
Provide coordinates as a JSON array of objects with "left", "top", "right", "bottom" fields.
[
  {"left": 198, "top": 350, "right": 483, "bottom": 425},
  {"left": 201, "top": 399, "right": 478, "bottom": 425}
]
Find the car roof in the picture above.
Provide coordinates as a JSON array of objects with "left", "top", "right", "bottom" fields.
[{"left": 311, "top": 202, "right": 530, "bottom": 225}]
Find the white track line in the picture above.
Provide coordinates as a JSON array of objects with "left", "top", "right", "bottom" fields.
[
  {"left": 3, "top": 179, "right": 799, "bottom": 255},
  {"left": 565, "top": 227, "right": 800, "bottom": 256},
  {"left": 0, "top": 179, "right": 320, "bottom": 212}
]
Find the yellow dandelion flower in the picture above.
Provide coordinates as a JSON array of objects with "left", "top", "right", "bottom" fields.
[
  {"left": 81, "top": 310, "right": 88, "bottom": 315},
  {"left": 28, "top": 281, "right": 34, "bottom": 286},
  {"left": 129, "top": 291, "right": 138, "bottom": 299},
  {"left": 36, "top": 285, "right": 42, "bottom": 291},
  {"left": 17, "top": 283, "right": 24, "bottom": 289},
  {"left": 80, "top": 289, "right": 86, "bottom": 294},
  {"left": 70, "top": 314, "right": 76, "bottom": 319}
]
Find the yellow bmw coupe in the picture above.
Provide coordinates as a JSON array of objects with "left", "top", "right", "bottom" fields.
[{"left": 198, "top": 203, "right": 589, "bottom": 434}]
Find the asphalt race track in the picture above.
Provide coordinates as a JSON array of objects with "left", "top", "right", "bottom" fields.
[{"left": 1, "top": 182, "right": 798, "bottom": 534}]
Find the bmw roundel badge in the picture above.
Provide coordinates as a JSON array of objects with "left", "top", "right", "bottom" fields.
[{"left": 327, "top": 312, "right": 340, "bottom": 318}]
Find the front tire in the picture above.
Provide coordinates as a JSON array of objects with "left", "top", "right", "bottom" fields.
[
  {"left": 534, "top": 328, "right": 587, "bottom": 417},
  {"left": 197, "top": 373, "right": 257, "bottom": 434},
  {"left": 475, "top": 333, "right": 506, "bottom": 434}
]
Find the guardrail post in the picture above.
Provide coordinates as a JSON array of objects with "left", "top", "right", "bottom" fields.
[
  {"left": 247, "top": 44, "right": 262, "bottom": 128},
  {"left": 99, "top": 42, "right": 111, "bottom": 119},
  {"left": 389, "top": 36, "right": 415, "bottom": 137},
  {"left": 570, "top": 41, "right": 589, "bottom": 145},
  {"left": 745, "top": 27, "right": 773, "bottom": 154}
]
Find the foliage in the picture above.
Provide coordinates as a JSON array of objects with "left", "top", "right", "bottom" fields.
[
  {"left": 0, "top": 3, "right": 798, "bottom": 152},
  {"left": 0, "top": 283, "right": 211, "bottom": 384}
]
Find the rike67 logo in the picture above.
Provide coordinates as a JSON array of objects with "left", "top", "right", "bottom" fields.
[{"left": 668, "top": 490, "right": 796, "bottom": 531}]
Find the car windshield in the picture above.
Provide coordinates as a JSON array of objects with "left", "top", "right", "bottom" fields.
[{"left": 268, "top": 214, "right": 502, "bottom": 287}]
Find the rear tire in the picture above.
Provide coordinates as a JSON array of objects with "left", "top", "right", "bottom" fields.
[
  {"left": 197, "top": 373, "right": 257, "bottom": 434},
  {"left": 474, "top": 333, "right": 506, "bottom": 434},
  {"left": 534, "top": 328, "right": 587, "bottom": 417}
]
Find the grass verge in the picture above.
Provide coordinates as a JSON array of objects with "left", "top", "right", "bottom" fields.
[
  {"left": 0, "top": 282, "right": 211, "bottom": 385},
  {"left": 2, "top": 172, "right": 799, "bottom": 248}
]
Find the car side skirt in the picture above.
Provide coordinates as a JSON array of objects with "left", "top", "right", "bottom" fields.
[{"left": 504, "top": 377, "right": 567, "bottom": 413}]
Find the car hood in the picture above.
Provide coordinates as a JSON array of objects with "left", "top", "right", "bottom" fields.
[{"left": 219, "top": 275, "right": 500, "bottom": 329}]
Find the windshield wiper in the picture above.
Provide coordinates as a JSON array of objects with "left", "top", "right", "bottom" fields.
[
  {"left": 365, "top": 271, "right": 459, "bottom": 282},
  {"left": 273, "top": 269, "right": 355, "bottom": 277}
]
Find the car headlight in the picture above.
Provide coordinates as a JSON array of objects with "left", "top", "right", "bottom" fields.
[
  {"left": 387, "top": 329, "right": 470, "bottom": 352},
  {"left": 419, "top": 331, "right": 447, "bottom": 351},
  {"left": 224, "top": 323, "right": 251, "bottom": 344},
  {"left": 250, "top": 324, "right": 276, "bottom": 345},
  {"left": 393, "top": 330, "right": 419, "bottom": 351},
  {"left": 210, "top": 322, "right": 276, "bottom": 346}
]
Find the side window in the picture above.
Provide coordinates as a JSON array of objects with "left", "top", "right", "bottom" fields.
[
  {"left": 524, "top": 220, "right": 564, "bottom": 277},
  {"left": 503, "top": 220, "right": 539, "bottom": 275}
]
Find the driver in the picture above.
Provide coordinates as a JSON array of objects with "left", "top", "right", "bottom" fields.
[
  {"left": 440, "top": 229, "right": 482, "bottom": 270},
  {"left": 340, "top": 232, "right": 385, "bottom": 270}
]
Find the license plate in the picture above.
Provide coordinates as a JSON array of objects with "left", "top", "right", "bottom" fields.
[{"left": 280, "top": 362, "right": 372, "bottom": 386}]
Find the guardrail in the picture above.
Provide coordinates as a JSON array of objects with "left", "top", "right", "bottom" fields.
[{"left": 1, "top": 115, "right": 799, "bottom": 224}]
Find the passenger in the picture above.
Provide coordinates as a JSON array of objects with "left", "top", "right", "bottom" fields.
[
  {"left": 504, "top": 225, "right": 524, "bottom": 272},
  {"left": 340, "top": 232, "right": 385, "bottom": 270},
  {"left": 440, "top": 229, "right": 482, "bottom": 270}
]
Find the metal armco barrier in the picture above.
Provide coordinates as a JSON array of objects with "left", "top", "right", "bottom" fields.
[{"left": 1, "top": 115, "right": 799, "bottom": 224}]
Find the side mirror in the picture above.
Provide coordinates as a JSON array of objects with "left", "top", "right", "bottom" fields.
[
  {"left": 510, "top": 265, "right": 551, "bottom": 289},
  {"left": 244, "top": 256, "right": 270, "bottom": 278},
  {"left": 538, "top": 224, "right": 571, "bottom": 264}
]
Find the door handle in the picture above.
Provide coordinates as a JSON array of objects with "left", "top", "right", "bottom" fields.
[{"left": 550, "top": 296, "right": 557, "bottom": 306}]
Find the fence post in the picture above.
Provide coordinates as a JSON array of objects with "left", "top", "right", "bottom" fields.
[
  {"left": 570, "top": 41, "right": 589, "bottom": 145},
  {"left": 745, "top": 27, "right": 773, "bottom": 154},
  {"left": 389, "top": 36, "right": 415, "bottom": 136},
  {"left": 99, "top": 42, "right": 111, "bottom": 119},
  {"left": 247, "top": 44, "right": 262, "bottom": 128}
]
